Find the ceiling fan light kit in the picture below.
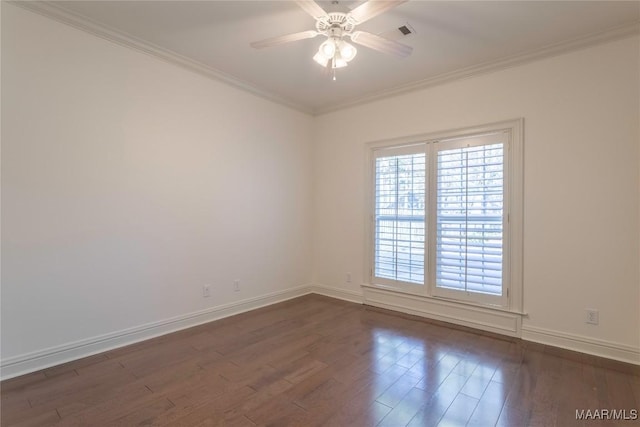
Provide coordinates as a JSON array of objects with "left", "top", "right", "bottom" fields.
[
  {"left": 250, "top": 1, "right": 412, "bottom": 80},
  {"left": 313, "top": 37, "right": 357, "bottom": 69}
]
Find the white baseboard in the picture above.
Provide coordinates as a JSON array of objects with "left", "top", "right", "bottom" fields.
[
  {"left": 311, "top": 284, "right": 364, "bottom": 304},
  {"left": 522, "top": 325, "right": 640, "bottom": 366},
  {"left": 0, "top": 285, "right": 312, "bottom": 380}
]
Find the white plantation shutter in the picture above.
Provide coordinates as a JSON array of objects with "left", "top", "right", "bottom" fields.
[
  {"left": 373, "top": 145, "right": 426, "bottom": 285},
  {"left": 434, "top": 133, "right": 507, "bottom": 299}
]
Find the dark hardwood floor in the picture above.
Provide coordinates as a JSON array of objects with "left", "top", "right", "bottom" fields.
[{"left": 1, "top": 294, "right": 638, "bottom": 426}]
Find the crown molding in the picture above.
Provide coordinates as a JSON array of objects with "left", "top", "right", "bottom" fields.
[
  {"left": 9, "top": 1, "right": 640, "bottom": 117},
  {"left": 9, "top": 0, "right": 314, "bottom": 116},
  {"left": 314, "top": 21, "right": 640, "bottom": 115}
]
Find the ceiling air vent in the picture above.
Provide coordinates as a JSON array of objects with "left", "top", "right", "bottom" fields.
[
  {"left": 398, "top": 25, "right": 412, "bottom": 36},
  {"left": 380, "top": 23, "right": 415, "bottom": 41}
]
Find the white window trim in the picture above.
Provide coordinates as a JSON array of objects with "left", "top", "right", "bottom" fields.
[{"left": 364, "top": 119, "right": 524, "bottom": 317}]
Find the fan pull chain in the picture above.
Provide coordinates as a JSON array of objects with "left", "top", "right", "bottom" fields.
[{"left": 332, "top": 57, "right": 337, "bottom": 81}]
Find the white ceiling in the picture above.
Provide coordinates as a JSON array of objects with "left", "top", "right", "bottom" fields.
[{"left": 42, "top": 1, "right": 640, "bottom": 114}]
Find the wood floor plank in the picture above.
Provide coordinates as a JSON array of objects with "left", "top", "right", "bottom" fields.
[
  {"left": 42, "top": 354, "right": 109, "bottom": 379},
  {"left": 243, "top": 394, "right": 308, "bottom": 426},
  {"left": 2, "top": 295, "right": 638, "bottom": 427},
  {"left": 459, "top": 363, "right": 495, "bottom": 400},
  {"left": 377, "top": 386, "right": 431, "bottom": 427},
  {"left": 630, "top": 375, "right": 640, "bottom": 407},
  {"left": 605, "top": 369, "right": 636, "bottom": 410},
  {"left": 406, "top": 372, "right": 470, "bottom": 426},
  {"left": 110, "top": 396, "right": 175, "bottom": 426},
  {"left": 467, "top": 380, "right": 508, "bottom": 426},
  {"left": 25, "top": 366, "right": 136, "bottom": 411},
  {"left": 553, "top": 358, "right": 589, "bottom": 427},
  {"left": 157, "top": 385, "right": 255, "bottom": 426},
  {"left": 7, "top": 409, "right": 60, "bottom": 427},
  {"left": 114, "top": 341, "right": 200, "bottom": 378},
  {"left": 221, "top": 378, "right": 293, "bottom": 422},
  {"left": 140, "top": 360, "right": 208, "bottom": 394},
  {"left": 375, "top": 372, "right": 422, "bottom": 408},
  {"left": 1, "top": 372, "right": 48, "bottom": 393},
  {"left": 54, "top": 381, "right": 153, "bottom": 420},
  {"left": 437, "top": 392, "right": 479, "bottom": 426},
  {"left": 322, "top": 399, "right": 392, "bottom": 426},
  {"left": 0, "top": 400, "right": 57, "bottom": 427}
]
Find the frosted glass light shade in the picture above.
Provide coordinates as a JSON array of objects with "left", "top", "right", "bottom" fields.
[
  {"left": 313, "top": 51, "right": 329, "bottom": 67},
  {"left": 319, "top": 40, "right": 336, "bottom": 58},
  {"left": 339, "top": 41, "right": 357, "bottom": 62}
]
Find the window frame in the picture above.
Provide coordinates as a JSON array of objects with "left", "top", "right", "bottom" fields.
[{"left": 365, "top": 119, "right": 523, "bottom": 312}]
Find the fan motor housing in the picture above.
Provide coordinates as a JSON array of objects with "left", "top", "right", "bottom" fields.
[{"left": 315, "top": 12, "right": 355, "bottom": 35}]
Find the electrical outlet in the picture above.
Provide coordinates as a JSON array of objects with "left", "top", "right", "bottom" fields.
[
  {"left": 203, "top": 285, "right": 211, "bottom": 298},
  {"left": 346, "top": 272, "right": 352, "bottom": 283},
  {"left": 233, "top": 280, "right": 240, "bottom": 292},
  {"left": 586, "top": 309, "right": 599, "bottom": 325}
]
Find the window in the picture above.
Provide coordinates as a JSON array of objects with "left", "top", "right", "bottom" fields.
[
  {"left": 374, "top": 146, "right": 426, "bottom": 285},
  {"left": 368, "top": 121, "right": 522, "bottom": 309}
]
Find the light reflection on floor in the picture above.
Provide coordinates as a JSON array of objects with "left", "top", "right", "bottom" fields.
[{"left": 369, "top": 327, "right": 507, "bottom": 426}]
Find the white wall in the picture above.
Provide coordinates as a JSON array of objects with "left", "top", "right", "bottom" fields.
[
  {"left": 313, "top": 36, "right": 640, "bottom": 358},
  {"left": 1, "top": 4, "right": 313, "bottom": 370}
]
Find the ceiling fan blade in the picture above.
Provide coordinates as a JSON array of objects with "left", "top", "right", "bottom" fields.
[
  {"left": 250, "top": 30, "right": 319, "bottom": 49},
  {"left": 350, "top": 31, "right": 413, "bottom": 57},
  {"left": 296, "top": 0, "right": 329, "bottom": 20},
  {"left": 348, "top": 0, "right": 407, "bottom": 25}
]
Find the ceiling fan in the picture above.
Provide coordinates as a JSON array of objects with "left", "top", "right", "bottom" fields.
[{"left": 250, "top": 0, "right": 412, "bottom": 79}]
